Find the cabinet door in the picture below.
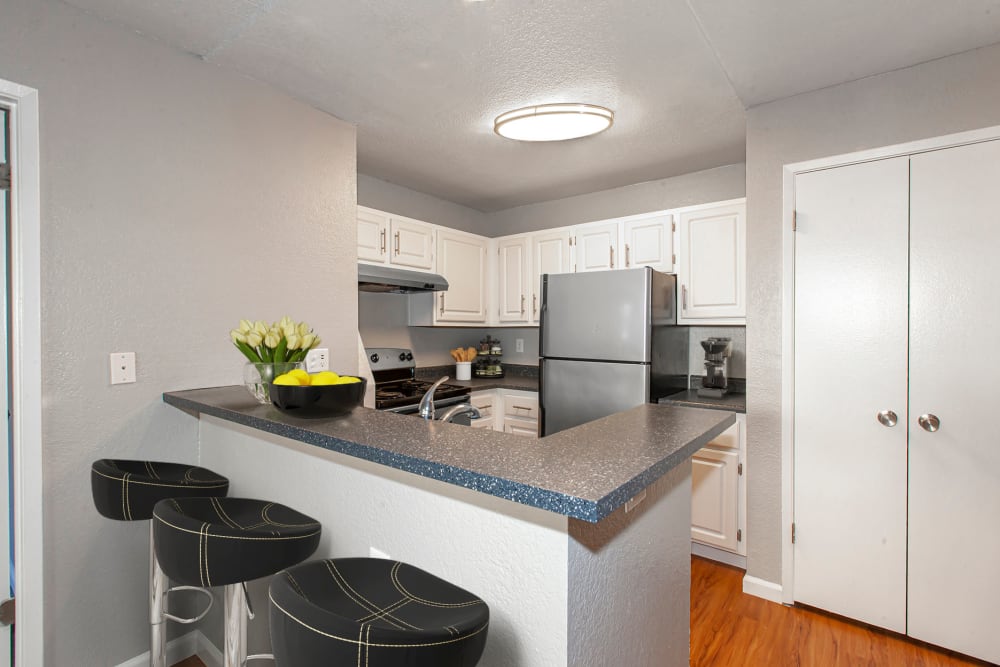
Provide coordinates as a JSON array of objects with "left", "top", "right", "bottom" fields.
[
  {"left": 623, "top": 214, "right": 673, "bottom": 272},
  {"left": 677, "top": 203, "right": 745, "bottom": 323},
  {"left": 497, "top": 236, "right": 530, "bottom": 323},
  {"left": 358, "top": 207, "right": 388, "bottom": 263},
  {"left": 573, "top": 222, "right": 619, "bottom": 272},
  {"left": 531, "top": 230, "right": 571, "bottom": 323},
  {"left": 503, "top": 418, "right": 538, "bottom": 438},
  {"left": 389, "top": 216, "right": 435, "bottom": 270},
  {"left": 691, "top": 445, "right": 739, "bottom": 552},
  {"left": 908, "top": 140, "right": 1000, "bottom": 664},
  {"left": 793, "top": 159, "right": 909, "bottom": 633},
  {"left": 436, "top": 229, "right": 487, "bottom": 323}
]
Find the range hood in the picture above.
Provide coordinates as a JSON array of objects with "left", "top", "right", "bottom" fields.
[{"left": 357, "top": 264, "right": 449, "bottom": 294}]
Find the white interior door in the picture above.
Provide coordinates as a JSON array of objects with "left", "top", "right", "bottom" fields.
[
  {"left": 0, "top": 105, "right": 12, "bottom": 667},
  {"left": 908, "top": 140, "right": 1000, "bottom": 664},
  {"left": 793, "top": 157, "right": 909, "bottom": 633}
]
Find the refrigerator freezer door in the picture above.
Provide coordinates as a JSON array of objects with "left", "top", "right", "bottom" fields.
[
  {"left": 540, "top": 358, "right": 651, "bottom": 436},
  {"left": 541, "top": 267, "right": 656, "bottom": 363}
]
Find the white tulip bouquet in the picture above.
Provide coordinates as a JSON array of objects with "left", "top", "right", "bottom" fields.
[{"left": 230, "top": 317, "right": 322, "bottom": 364}]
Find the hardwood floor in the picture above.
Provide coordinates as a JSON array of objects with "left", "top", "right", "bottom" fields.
[
  {"left": 691, "top": 556, "right": 994, "bottom": 667},
  {"left": 170, "top": 657, "right": 206, "bottom": 667}
]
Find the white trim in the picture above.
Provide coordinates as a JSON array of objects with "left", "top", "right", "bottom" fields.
[
  {"left": 0, "top": 78, "right": 43, "bottom": 667},
  {"left": 115, "top": 629, "right": 221, "bottom": 667},
  {"left": 779, "top": 122, "right": 1000, "bottom": 609},
  {"left": 692, "top": 541, "right": 747, "bottom": 569},
  {"left": 742, "top": 575, "right": 783, "bottom": 605}
]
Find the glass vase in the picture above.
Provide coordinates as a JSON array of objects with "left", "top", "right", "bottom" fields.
[{"left": 243, "top": 361, "right": 305, "bottom": 404}]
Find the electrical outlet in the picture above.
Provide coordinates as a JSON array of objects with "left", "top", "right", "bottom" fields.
[
  {"left": 110, "top": 352, "right": 136, "bottom": 385},
  {"left": 369, "top": 546, "right": 390, "bottom": 560},
  {"left": 306, "top": 348, "right": 329, "bottom": 372},
  {"left": 515, "top": 338, "right": 524, "bottom": 353}
]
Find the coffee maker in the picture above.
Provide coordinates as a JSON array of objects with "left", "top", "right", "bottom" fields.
[{"left": 698, "top": 337, "right": 732, "bottom": 398}]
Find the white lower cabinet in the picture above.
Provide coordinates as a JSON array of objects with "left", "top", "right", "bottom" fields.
[
  {"left": 691, "top": 415, "right": 745, "bottom": 557},
  {"left": 468, "top": 389, "right": 538, "bottom": 437}
]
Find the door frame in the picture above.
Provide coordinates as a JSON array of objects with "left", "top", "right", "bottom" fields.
[
  {"left": 0, "top": 78, "right": 43, "bottom": 664},
  {"left": 779, "top": 123, "right": 1000, "bottom": 605}
]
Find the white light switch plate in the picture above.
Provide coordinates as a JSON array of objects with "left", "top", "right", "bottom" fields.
[{"left": 110, "top": 352, "right": 136, "bottom": 385}]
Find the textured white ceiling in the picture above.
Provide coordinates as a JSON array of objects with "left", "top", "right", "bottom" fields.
[{"left": 59, "top": 0, "right": 1000, "bottom": 211}]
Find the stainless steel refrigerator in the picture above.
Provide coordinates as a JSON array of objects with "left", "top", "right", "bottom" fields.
[{"left": 539, "top": 267, "right": 688, "bottom": 436}]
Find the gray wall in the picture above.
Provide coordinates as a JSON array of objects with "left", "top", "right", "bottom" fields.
[
  {"left": 488, "top": 163, "right": 746, "bottom": 233},
  {"left": 0, "top": 1, "right": 358, "bottom": 664},
  {"left": 359, "top": 173, "right": 489, "bottom": 235},
  {"left": 745, "top": 41, "right": 1000, "bottom": 585}
]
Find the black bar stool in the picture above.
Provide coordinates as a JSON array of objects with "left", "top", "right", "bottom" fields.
[
  {"left": 268, "top": 557, "right": 489, "bottom": 666},
  {"left": 153, "top": 496, "right": 322, "bottom": 667},
  {"left": 90, "top": 459, "right": 229, "bottom": 667}
]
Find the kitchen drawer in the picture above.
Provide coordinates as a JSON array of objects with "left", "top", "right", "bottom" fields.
[
  {"left": 707, "top": 421, "right": 740, "bottom": 451},
  {"left": 469, "top": 415, "right": 494, "bottom": 429},
  {"left": 469, "top": 391, "right": 495, "bottom": 419},
  {"left": 503, "top": 394, "right": 538, "bottom": 420},
  {"left": 503, "top": 417, "right": 538, "bottom": 438}
]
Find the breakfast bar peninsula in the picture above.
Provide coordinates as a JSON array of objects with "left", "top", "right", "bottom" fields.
[{"left": 164, "top": 386, "right": 735, "bottom": 666}]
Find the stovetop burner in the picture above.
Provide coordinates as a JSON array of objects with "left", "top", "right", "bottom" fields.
[{"left": 366, "top": 347, "right": 471, "bottom": 412}]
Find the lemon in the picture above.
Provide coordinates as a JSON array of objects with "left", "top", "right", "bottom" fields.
[
  {"left": 287, "top": 368, "right": 312, "bottom": 385},
  {"left": 273, "top": 374, "right": 301, "bottom": 386},
  {"left": 336, "top": 376, "right": 361, "bottom": 384},
  {"left": 310, "top": 371, "right": 340, "bottom": 386}
]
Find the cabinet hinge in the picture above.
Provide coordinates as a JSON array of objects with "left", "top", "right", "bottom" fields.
[
  {"left": 737, "top": 529, "right": 742, "bottom": 543},
  {"left": 792, "top": 211, "right": 797, "bottom": 232},
  {"left": 671, "top": 221, "right": 676, "bottom": 232},
  {"left": 791, "top": 523, "right": 796, "bottom": 544},
  {"left": 0, "top": 163, "right": 10, "bottom": 191},
  {"left": 570, "top": 236, "right": 576, "bottom": 246},
  {"left": 672, "top": 253, "right": 676, "bottom": 266},
  {"left": 738, "top": 462, "right": 743, "bottom": 476}
]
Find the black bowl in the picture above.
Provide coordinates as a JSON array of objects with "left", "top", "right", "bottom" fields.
[{"left": 269, "top": 377, "right": 367, "bottom": 418}]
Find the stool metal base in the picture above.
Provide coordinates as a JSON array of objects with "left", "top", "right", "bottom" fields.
[{"left": 150, "top": 526, "right": 168, "bottom": 667}]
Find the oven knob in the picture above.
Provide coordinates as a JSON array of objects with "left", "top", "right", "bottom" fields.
[
  {"left": 369, "top": 353, "right": 379, "bottom": 364},
  {"left": 405, "top": 353, "right": 413, "bottom": 361},
  {"left": 399, "top": 353, "right": 407, "bottom": 361}
]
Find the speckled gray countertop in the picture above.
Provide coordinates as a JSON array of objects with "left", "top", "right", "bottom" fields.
[
  {"left": 659, "top": 390, "right": 746, "bottom": 414},
  {"left": 164, "top": 386, "right": 734, "bottom": 523}
]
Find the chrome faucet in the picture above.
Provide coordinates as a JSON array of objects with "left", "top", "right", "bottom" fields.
[
  {"left": 418, "top": 376, "right": 450, "bottom": 420},
  {"left": 437, "top": 403, "right": 482, "bottom": 424}
]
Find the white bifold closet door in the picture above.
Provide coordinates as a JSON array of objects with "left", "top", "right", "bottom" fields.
[
  {"left": 908, "top": 140, "right": 1000, "bottom": 664},
  {"left": 792, "top": 157, "right": 910, "bottom": 633}
]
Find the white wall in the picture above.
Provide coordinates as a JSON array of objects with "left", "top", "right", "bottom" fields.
[
  {"left": 0, "top": 1, "right": 358, "bottom": 663},
  {"left": 745, "top": 41, "right": 1000, "bottom": 586},
  {"left": 359, "top": 173, "right": 489, "bottom": 235}
]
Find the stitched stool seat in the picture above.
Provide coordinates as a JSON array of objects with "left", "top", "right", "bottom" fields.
[
  {"left": 153, "top": 497, "right": 321, "bottom": 587},
  {"left": 269, "top": 558, "right": 489, "bottom": 667},
  {"left": 91, "top": 459, "right": 229, "bottom": 521}
]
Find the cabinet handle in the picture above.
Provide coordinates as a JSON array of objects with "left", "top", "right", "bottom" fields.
[
  {"left": 394, "top": 231, "right": 400, "bottom": 255},
  {"left": 610, "top": 245, "right": 615, "bottom": 268},
  {"left": 520, "top": 294, "right": 525, "bottom": 315},
  {"left": 513, "top": 404, "right": 531, "bottom": 411},
  {"left": 439, "top": 292, "right": 445, "bottom": 315},
  {"left": 532, "top": 294, "right": 537, "bottom": 316},
  {"left": 877, "top": 410, "right": 898, "bottom": 427},
  {"left": 682, "top": 284, "right": 687, "bottom": 310},
  {"left": 380, "top": 229, "right": 386, "bottom": 254},
  {"left": 918, "top": 414, "right": 940, "bottom": 432},
  {"left": 625, "top": 244, "right": 631, "bottom": 267}
]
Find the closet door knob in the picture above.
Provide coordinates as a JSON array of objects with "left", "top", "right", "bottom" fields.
[
  {"left": 918, "top": 414, "right": 940, "bottom": 432},
  {"left": 876, "top": 410, "right": 898, "bottom": 427}
]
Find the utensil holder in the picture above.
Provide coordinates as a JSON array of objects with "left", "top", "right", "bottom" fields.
[{"left": 455, "top": 362, "right": 472, "bottom": 381}]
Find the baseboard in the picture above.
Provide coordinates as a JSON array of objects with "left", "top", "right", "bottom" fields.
[
  {"left": 691, "top": 541, "right": 747, "bottom": 569},
  {"left": 116, "top": 630, "right": 199, "bottom": 667},
  {"left": 195, "top": 630, "right": 223, "bottom": 667},
  {"left": 742, "top": 574, "right": 783, "bottom": 604}
]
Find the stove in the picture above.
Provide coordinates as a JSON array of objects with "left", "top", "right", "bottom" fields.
[{"left": 367, "top": 347, "right": 470, "bottom": 415}]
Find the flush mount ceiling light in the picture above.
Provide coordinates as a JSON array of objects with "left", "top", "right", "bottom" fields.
[{"left": 494, "top": 103, "right": 614, "bottom": 142}]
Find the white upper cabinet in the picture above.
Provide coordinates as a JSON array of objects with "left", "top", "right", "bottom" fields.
[
  {"left": 622, "top": 213, "right": 674, "bottom": 273},
  {"left": 357, "top": 206, "right": 435, "bottom": 271},
  {"left": 530, "top": 229, "right": 572, "bottom": 324},
  {"left": 497, "top": 235, "right": 530, "bottom": 323},
  {"left": 572, "top": 221, "right": 619, "bottom": 272},
  {"left": 677, "top": 201, "right": 746, "bottom": 324},
  {"left": 435, "top": 228, "right": 488, "bottom": 323}
]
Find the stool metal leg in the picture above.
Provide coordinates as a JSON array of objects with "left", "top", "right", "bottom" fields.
[
  {"left": 149, "top": 524, "right": 168, "bottom": 667},
  {"left": 223, "top": 583, "right": 248, "bottom": 667}
]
